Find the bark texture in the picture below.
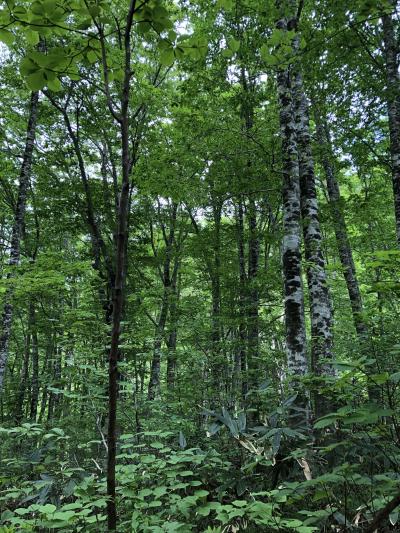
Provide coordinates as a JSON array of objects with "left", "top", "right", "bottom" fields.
[
  {"left": 29, "top": 316, "right": 39, "bottom": 420},
  {"left": 106, "top": 3, "right": 137, "bottom": 528},
  {"left": 276, "top": 4, "right": 308, "bottom": 379},
  {"left": 236, "top": 199, "right": 248, "bottom": 399},
  {"left": 148, "top": 203, "right": 178, "bottom": 400},
  {"left": 292, "top": 74, "right": 334, "bottom": 377},
  {"left": 314, "top": 114, "right": 368, "bottom": 339},
  {"left": 382, "top": 2, "right": 400, "bottom": 246},
  {"left": 0, "top": 91, "right": 40, "bottom": 391}
]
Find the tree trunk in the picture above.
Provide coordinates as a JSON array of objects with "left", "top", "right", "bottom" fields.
[
  {"left": 106, "top": 4, "right": 137, "bottom": 527},
  {"left": 292, "top": 72, "right": 334, "bottom": 379},
  {"left": 382, "top": 2, "right": 400, "bottom": 246},
  {"left": 247, "top": 196, "right": 260, "bottom": 389},
  {"left": 38, "top": 335, "right": 53, "bottom": 422},
  {"left": 314, "top": 113, "right": 368, "bottom": 339},
  {"left": 29, "top": 304, "right": 39, "bottom": 420},
  {"left": 240, "top": 69, "right": 260, "bottom": 394},
  {"left": 276, "top": 27, "right": 307, "bottom": 376},
  {"left": 15, "top": 321, "right": 31, "bottom": 423},
  {"left": 276, "top": 1, "right": 309, "bottom": 427},
  {"left": 148, "top": 291, "right": 170, "bottom": 400},
  {"left": 0, "top": 91, "right": 39, "bottom": 391},
  {"left": 166, "top": 268, "right": 180, "bottom": 389},
  {"left": 235, "top": 199, "right": 248, "bottom": 399},
  {"left": 148, "top": 202, "right": 178, "bottom": 400},
  {"left": 211, "top": 198, "right": 224, "bottom": 400}
]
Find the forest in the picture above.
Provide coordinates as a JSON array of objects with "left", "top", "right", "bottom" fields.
[{"left": 1, "top": 0, "right": 400, "bottom": 531}]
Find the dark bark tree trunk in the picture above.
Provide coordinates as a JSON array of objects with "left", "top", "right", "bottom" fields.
[
  {"left": 166, "top": 268, "right": 180, "bottom": 389},
  {"left": 15, "top": 320, "right": 31, "bottom": 423},
  {"left": 29, "top": 304, "right": 39, "bottom": 420},
  {"left": 240, "top": 69, "right": 260, "bottom": 393},
  {"left": 45, "top": 92, "right": 114, "bottom": 287},
  {"left": 211, "top": 198, "right": 224, "bottom": 399},
  {"left": 38, "top": 335, "right": 53, "bottom": 422},
  {"left": 0, "top": 91, "right": 39, "bottom": 391},
  {"left": 314, "top": 113, "right": 368, "bottom": 339},
  {"left": 247, "top": 196, "right": 260, "bottom": 389},
  {"left": 148, "top": 202, "right": 178, "bottom": 400},
  {"left": 292, "top": 73, "right": 334, "bottom": 380},
  {"left": 148, "top": 290, "right": 170, "bottom": 400},
  {"left": 235, "top": 199, "right": 248, "bottom": 399},
  {"left": 105, "top": 4, "right": 137, "bottom": 527},
  {"left": 382, "top": 1, "right": 400, "bottom": 246}
]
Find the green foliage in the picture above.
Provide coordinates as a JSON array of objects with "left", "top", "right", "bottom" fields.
[{"left": 1, "top": 0, "right": 400, "bottom": 532}]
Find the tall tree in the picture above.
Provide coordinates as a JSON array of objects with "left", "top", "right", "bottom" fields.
[
  {"left": 0, "top": 90, "right": 39, "bottom": 391},
  {"left": 275, "top": 0, "right": 308, "bottom": 410},
  {"left": 291, "top": 36, "right": 334, "bottom": 378},
  {"left": 314, "top": 111, "right": 368, "bottom": 339},
  {"left": 382, "top": 0, "right": 400, "bottom": 245}
]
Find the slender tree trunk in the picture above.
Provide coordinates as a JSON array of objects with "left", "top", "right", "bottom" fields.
[
  {"left": 247, "top": 196, "right": 260, "bottom": 388},
  {"left": 148, "top": 203, "right": 178, "bottom": 399},
  {"left": 38, "top": 335, "right": 53, "bottom": 422},
  {"left": 236, "top": 200, "right": 248, "bottom": 399},
  {"left": 0, "top": 91, "right": 39, "bottom": 391},
  {"left": 29, "top": 306, "right": 39, "bottom": 421},
  {"left": 382, "top": 2, "right": 400, "bottom": 246},
  {"left": 148, "top": 292, "right": 169, "bottom": 400},
  {"left": 15, "top": 323, "right": 31, "bottom": 423},
  {"left": 240, "top": 70, "right": 260, "bottom": 393},
  {"left": 167, "top": 269, "right": 180, "bottom": 389},
  {"left": 314, "top": 114, "right": 368, "bottom": 338},
  {"left": 211, "top": 198, "right": 223, "bottom": 399},
  {"left": 49, "top": 343, "right": 62, "bottom": 420},
  {"left": 106, "top": 4, "right": 137, "bottom": 528},
  {"left": 292, "top": 73, "right": 334, "bottom": 379}
]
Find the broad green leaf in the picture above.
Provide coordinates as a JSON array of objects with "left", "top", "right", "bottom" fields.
[
  {"left": 160, "top": 48, "right": 175, "bottom": 66},
  {"left": 47, "top": 77, "right": 62, "bottom": 92},
  {"left": 0, "top": 29, "right": 13, "bottom": 46},
  {"left": 26, "top": 30, "right": 39, "bottom": 45},
  {"left": 26, "top": 70, "right": 46, "bottom": 91},
  {"left": 222, "top": 48, "right": 233, "bottom": 58},
  {"left": 228, "top": 38, "right": 240, "bottom": 52}
]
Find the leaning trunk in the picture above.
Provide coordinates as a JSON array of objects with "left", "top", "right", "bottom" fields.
[{"left": 314, "top": 113, "right": 368, "bottom": 339}]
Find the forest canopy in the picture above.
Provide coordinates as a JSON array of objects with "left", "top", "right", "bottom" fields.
[{"left": 1, "top": 0, "right": 400, "bottom": 531}]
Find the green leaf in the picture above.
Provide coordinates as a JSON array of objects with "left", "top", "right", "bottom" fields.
[
  {"left": 150, "top": 441, "right": 164, "bottom": 449},
  {"left": 26, "top": 30, "right": 39, "bottom": 45},
  {"left": 39, "top": 504, "right": 57, "bottom": 514},
  {"left": 232, "top": 500, "right": 247, "bottom": 507},
  {"left": 194, "top": 489, "right": 209, "bottom": 498},
  {"left": 52, "top": 511, "right": 75, "bottom": 521},
  {"left": 228, "top": 38, "right": 240, "bottom": 52},
  {"left": 87, "top": 50, "right": 97, "bottom": 64},
  {"left": 26, "top": 70, "right": 46, "bottom": 91},
  {"left": 160, "top": 48, "right": 175, "bottom": 66},
  {"left": 314, "top": 415, "right": 338, "bottom": 429},
  {"left": 47, "top": 77, "right": 62, "bottom": 92},
  {"left": 260, "top": 44, "right": 269, "bottom": 61},
  {"left": 222, "top": 49, "right": 233, "bottom": 58},
  {"left": 0, "top": 29, "right": 13, "bottom": 46},
  {"left": 217, "top": 0, "right": 234, "bottom": 11},
  {"left": 20, "top": 57, "right": 38, "bottom": 76}
]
